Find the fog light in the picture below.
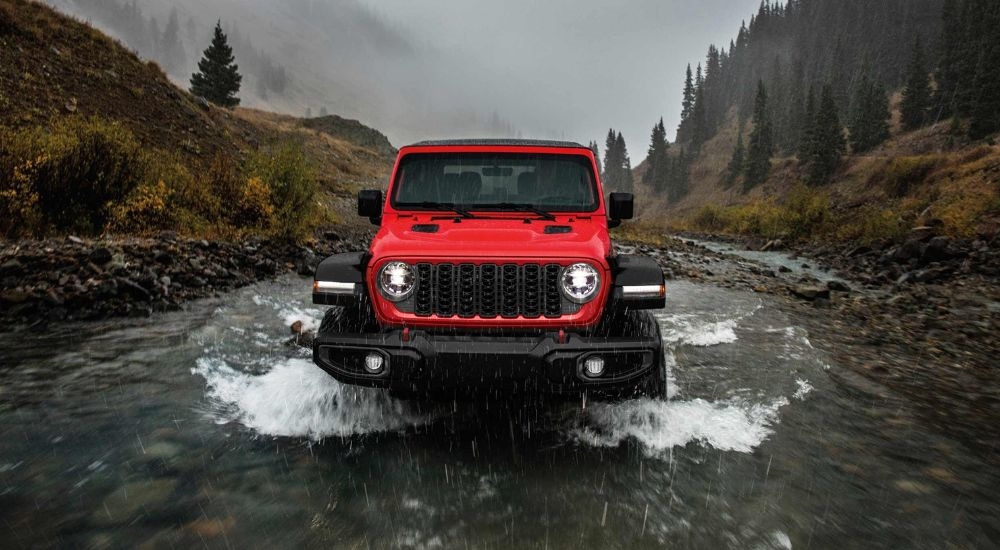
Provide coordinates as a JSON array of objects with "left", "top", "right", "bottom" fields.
[
  {"left": 364, "top": 353, "right": 385, "bottom": 374},
  {"left": 583, "top": 356, "right": 605, "bottom": 378}
]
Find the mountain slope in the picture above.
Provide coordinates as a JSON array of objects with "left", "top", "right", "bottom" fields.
[{"left": 0, "top": 0, "right": 392, "bottom": 190}]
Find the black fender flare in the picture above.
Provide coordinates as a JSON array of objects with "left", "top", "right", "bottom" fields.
[
  {"left": 608, "top": 254, "right": 666, "bottom": 310},
  {"left": 312, "top": 252, "right": 368, "bottom": 306}
]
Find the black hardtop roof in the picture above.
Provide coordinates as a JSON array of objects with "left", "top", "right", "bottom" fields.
[{"left": 405, "top": 138, "right": 589, "bottom": 149}]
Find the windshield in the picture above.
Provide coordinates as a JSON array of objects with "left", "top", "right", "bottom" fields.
[{"left": 390, "top": 153, "right": 598, "bottom": 212}]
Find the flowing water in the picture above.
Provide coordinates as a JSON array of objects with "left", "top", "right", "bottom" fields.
[{"left": 1, "top": 266, "right": 998, "bottom": 548}]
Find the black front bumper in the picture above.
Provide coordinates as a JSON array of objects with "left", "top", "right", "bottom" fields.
[{"left": 312, "top": 328, "right": 661, "bottom": 395}]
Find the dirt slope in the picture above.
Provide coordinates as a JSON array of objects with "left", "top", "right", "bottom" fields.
[{"left": 0, "top": 0, "right": 392, "bottom": 196}]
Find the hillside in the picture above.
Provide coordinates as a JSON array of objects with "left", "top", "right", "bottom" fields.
[
  {"left": 630, "top": 0, "right": 1000, "bottom": 246},
  {"left": 634, "top": 108, "right": 1000, "bottom": 243},
  {"left": 0, "top": 0, "right": 393, "bottom": 239}
]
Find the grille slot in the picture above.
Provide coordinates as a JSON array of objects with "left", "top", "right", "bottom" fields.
[{"left": 409, "top": 263, "right": 573, "bottom": 318}]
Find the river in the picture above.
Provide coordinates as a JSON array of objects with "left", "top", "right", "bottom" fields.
[{"left": 1, "top": 250, "right": 998, "bottom": 548}]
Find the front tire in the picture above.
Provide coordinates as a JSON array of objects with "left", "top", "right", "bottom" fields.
[{"left": 591, "top": 308, "right": 667, "bottom": 400}]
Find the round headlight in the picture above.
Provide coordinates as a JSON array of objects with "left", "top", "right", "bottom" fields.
[
  {"left": 560, "top": 263, "right": 600, "bottom": 303},
  {"left": 378, "top": 261, "right": 415, "bottom": 301}
]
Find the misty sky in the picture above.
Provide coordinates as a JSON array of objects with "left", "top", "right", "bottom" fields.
[
  {"left": 362, "top": 0, "right": 761, "bottom": 151},
  {"left": 50, "top": 0, "right": 762, "bottom": 156}
]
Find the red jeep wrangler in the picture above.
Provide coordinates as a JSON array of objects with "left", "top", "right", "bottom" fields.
[{"left": 312, "top": 139, "right": 667, "bottom": 399}]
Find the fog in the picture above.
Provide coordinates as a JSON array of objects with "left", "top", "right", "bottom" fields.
[{"left": 48, "top": 0, "right": 760, "bottom": 154}]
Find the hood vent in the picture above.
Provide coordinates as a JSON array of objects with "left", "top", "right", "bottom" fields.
[{"left": 544, "top": 225, "right": 572, "bottom": 234}]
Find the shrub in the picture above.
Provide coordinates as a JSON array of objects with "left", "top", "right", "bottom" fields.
[
  {"left": 107, "top": 179, "right": 175, "bottom": 235},
  {"left": 0, "top": 152, "right": 42, "bottom": 237},
  {"left": 230, "top": 176, "right": 275, "bottom": 230},
  {"left": 245, "top": 143, "right": 320, "bottom": 241},
  {"left": 0, "top": 117, "right": 146, "bottom": 234},
  {"left": 783, "top": 184, "right": 829, "bottom": 239},
  {"left": 877, "top": 155, "right": 942, "bottom": 197}
]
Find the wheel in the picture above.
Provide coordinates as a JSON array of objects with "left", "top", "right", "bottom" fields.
[
  {"left": 639, "top": 347, "right": 668, "bottom": 400},
  {"left": 590, "top": 308, "right": 668, "bottom": 400}
]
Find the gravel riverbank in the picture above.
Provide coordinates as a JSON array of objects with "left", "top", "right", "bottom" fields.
[{"left": 0, "top": 229, "right": 371, "bottom": 329}]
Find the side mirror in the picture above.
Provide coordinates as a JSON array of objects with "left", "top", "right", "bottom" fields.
[
  {"left": 358, "top": 190, "right": 383, "bottom": 225},
  {"left": 607, "top": 192, "right": 634, "bottom": 228}
]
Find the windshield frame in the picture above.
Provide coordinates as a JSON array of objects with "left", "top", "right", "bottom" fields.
[{"left": 388, "top": 151, "right": 601, "bottom": 214}]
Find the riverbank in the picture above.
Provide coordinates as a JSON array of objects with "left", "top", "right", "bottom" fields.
[{"left": 0, "top": 228, "right": 372, "bottom": 329}]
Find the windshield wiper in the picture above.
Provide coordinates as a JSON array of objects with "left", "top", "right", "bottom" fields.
[
  {"left": 491, "top": 203, "right": 556, "bottom": 221},
  {"left": 416, "top": 202, "right": 475, "bottom": 218}
]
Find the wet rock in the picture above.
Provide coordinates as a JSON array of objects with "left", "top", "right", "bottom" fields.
[
  {"left": 920, "top": 236, "right": 954, "bottom": 265},
  {"left": 184, "top": 516, "right": 236, "bottom": 539},
  {"left": 1, "top": 289, "right": 30, "bottom": 304},
  {"left": 99, "top": 479, "right": 178, "bottom": 522},
  {"left": 0, "top": 259, "right": 23, "bottom": 276},
  {"left": 827, "top": 280, "right": 851, "bottom": 293},
  {"left": 791, "top": 285, "right": 831, "bottom": 301},
  {"left": 778, "top": 265, "right": 792, "bottom": 273},
  {"left": 908, "top": 226, "right": 937, "bottom": 243},
  {"left": 760, "top": 239, "right": 783, "bottom": 252},
  {"left": 88, "top": 247, "right": 113, "bottom": 265},
  {"left": 117, "top": 277, "right": 151, "bottom": 300}
]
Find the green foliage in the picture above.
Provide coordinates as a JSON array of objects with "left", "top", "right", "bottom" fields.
[
  {"left": 744, "top": 81, "right": 773, "bottom": 189},
  {"left": 804, "top": 85, "right": 846, "bottom": 185},
  {"left": 190, "top": 21, "right": 242, "bottom": 108},
  {"left": 0, "top": 117, "right": 322, "bottom": 241},
  {"left": 0, "top": 117, "right": 146, "bottom": 235},
  {"left": 684, "top": 184, "right": 829, "bottom": 240},
  {"left": 602, "top": 129, "right": 633, "bottom": 194},
  {"left": 245, "top": 144, "right": 320, "bottom": 241},
  {"left": 643, "top": 118, "right": 670, "bottom": 192},
  {"left": 848, "top": 72, "right": 890, "bottom": 153}
]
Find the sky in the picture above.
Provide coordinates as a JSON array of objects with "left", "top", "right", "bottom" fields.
[
  {"left": 359, "top": 0, "right": 762, "bottom": 151},
  {"left": 51, "top": 0, "right": 762, "bottom": 155}
]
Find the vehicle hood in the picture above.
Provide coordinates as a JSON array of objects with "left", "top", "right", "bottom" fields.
[{"left": 369, "top": 214, "right": 611, "bottom": 264}]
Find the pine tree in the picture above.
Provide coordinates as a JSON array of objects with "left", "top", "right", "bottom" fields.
[
  {"left": 806, "top": 85, "right": 846, "bottom": 185},
  {"left": 848, "top": 72, "right": 890, "bottom": 153},
  {"left": 680, "top": 64, "right": 696, "bottom": 123},
  {"left": 644, "top": 118, "right": 669, "bottom": 192},
  {"left": 726, "top": 130, "right": 745, "bottom": 188},
  {"left": 603, "top": 129, "right": 617, "bottom": 187},
  {"left": 615, "top": 132, "right": 634, "bottom": 194},
  {"left": 190, "top": 21, "right": 242, "bottom": 108},
  {"left": 744, "top": 81, "right": 773, "bottom": 189},
  {"left": 901, "top": 37, "right": 932, "bottom": 131}
]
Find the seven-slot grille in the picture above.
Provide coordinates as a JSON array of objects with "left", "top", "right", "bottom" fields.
[{"left": 407, "top": 263, "right": 572, "bottom": 318}]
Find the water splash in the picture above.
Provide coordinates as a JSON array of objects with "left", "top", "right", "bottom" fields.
[
  {"left": 193, "top": 357, "right": 434, "bottom": 439},
  {"left": 570, "top": 397, "right": 788, "bottom": 455}
]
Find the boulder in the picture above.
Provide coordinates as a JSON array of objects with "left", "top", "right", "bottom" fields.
[
  {"left": 88, "top": 247, "right": 113, "bottom": 266},
  {"left": 791, "top": 285, "right": 831, "bottom": 301},
  {"left": 827, "top": 280, "right": 851, "bottom": 292}
]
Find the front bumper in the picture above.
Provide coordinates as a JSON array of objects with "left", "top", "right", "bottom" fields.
[{"left": 312, "top": 328, "right": 661, "bottom": 395}]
